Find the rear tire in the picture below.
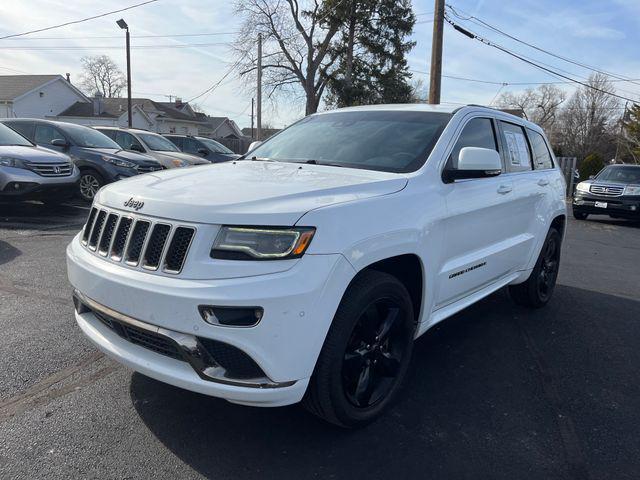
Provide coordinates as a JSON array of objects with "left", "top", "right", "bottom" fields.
[
  {"left": 509, "top": 227, "right": 561, "bottom": 308},
  {"left": 573, "top": 210, "right": 588, "bottom": 220},
  {"left": 303, "top": 270, "right": 416, "bottom": 428}
]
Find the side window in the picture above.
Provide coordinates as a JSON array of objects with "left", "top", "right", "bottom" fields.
[
  {"left": 168, "top": 137, "right": 182, "bottom": 149},
  {"left": 115, "top": 131, "right": 143, "bottom": 151},
  {"left": 447, "top": 117, "right": 497, "bottom": 170},
  {"left": 34, "top": 125, "right": 63, "bottom": 145},
  {"left": 99, "top": 129, "right": 116, "bottom": 140},
  {"left": 527, "top": 129, "right": 554, "bottom": 170},
  {"left": 184, "top": 138, "right": 200, "bottom": 154},
  {"left": 6, "top": 122, "right": 34, "bottom": 140},
  {"left": 500, "top": 122, "right": 532, "bottom": 173}
]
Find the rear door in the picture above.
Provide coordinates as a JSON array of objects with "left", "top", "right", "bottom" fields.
[
  {"left": 436, "top": 116, "right": 518, "bottom": 308},
  {"left": 498, "top": 120, "right": 552, "bottom": 269}
]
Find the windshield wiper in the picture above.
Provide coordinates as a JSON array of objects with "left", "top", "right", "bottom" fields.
[
  {"left": 303, "top": 159, "right": 344, "bottom": 168},
  {"left": 251, "top": 156, "right": 277, "bottom": 162}
]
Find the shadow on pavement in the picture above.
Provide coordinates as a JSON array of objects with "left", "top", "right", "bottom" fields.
[
  {"left": 0, "top": 201, "right": 89, "bottom": 230},
  {"left": 130, "top": 285, "right": 640, "bottom": 480},
  {"left": 0, "top": 240, "right": 21, "bottom": 265}
]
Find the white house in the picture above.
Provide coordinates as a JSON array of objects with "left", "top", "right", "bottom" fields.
[
  {"left": 52, "top": 96, "right": 205, "bottom": 135},
  {"left": 0, "top": 74, "right": 88, "bottom": 118}
]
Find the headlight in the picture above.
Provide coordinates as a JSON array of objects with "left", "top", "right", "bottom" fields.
[
  {"left": 575, "top": 182, "right": 590, "bottom": 193},
  {"left": 624, "top": 185, "right": 640, "bottom": 196},
  {"left": 211, "top": 226, "right": 315, "bottom": 260},
  {"left": 101, "top": 155, "right": 136, "bottom": 169},
  {"left": 171, "top": 158, "right": 187, "bottom": 167},
  {"left": 0, "top": 156, "right": 27, "bottom": 169}
]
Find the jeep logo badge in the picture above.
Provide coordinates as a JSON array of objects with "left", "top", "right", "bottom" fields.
[{"left": 124, "top": 197, "right": 144, "bottom": 211}]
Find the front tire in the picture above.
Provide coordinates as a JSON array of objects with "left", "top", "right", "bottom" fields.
[
  {"left": 509, "top": 227, "right": 561, "bottom": 308},
  {"left": 573, "top": 210, "right": 588, "bottom": 220},
  {"left": 78, "top": 169, "right": 104, "bottom": 202},
  {"left": 303, "top": 270, "right": 416, "bottom": 428}
]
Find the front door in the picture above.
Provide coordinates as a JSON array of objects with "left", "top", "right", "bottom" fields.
[{"left": 435, "top": 116, "right": 520, "bottom": 308}]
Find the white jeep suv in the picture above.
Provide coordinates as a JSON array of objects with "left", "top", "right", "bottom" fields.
[{"left": 67, "top": 105, "right": 566, "bottom": 427}]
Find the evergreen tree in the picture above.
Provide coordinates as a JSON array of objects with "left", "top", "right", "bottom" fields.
[
  {"left": 324, "top": 0, "right": 416, "bottom": 107},
  {"left": 621, "top": 103, "right": 640, "bottom": 163}
]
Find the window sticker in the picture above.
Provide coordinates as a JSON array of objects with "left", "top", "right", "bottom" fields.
[{"left": 504, "top": 130, "right": 529, "bottom": 166}]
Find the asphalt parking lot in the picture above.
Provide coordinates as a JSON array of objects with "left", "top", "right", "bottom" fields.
[{"left": 1, "top": 202, "right": 639, "bottom": 480}]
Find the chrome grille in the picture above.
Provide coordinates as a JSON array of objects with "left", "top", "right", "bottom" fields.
[
  {"left": 136, "top": 165, "right": 162, "bottom": 174},
  {"left": 81, "top": 206, "right": 195, "bottom": 275},
  {"left": 590, "top": 184, "right": 624, "bottom": 197},
  {"left": 27, "top": 161, "right": 73, "bottom": 177}
]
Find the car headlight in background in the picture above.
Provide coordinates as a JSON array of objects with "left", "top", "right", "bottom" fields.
[
  {"left": 575, "top": 182, "right": 590, "bottom": 193},
  {"left": 0, "top": 156, "right": 27, "bottom": 169},
  {"left": 211, "top": 226, "right": 315, "bottom": 260},
  {"left": 171, "top": 158, "right": 187, "bottom": 167},
  {"left": 101, "top": 155, "right": 136, "bottom": 169},
  {"left": 624, "top": 185, "right": 640, "bottom": 196}
]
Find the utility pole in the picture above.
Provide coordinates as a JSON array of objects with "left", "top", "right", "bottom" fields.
[
  {"left": 428, "top": 0, "right": 445, "bottom": 104},
  {"left": 256, "top": 33, "right": 262, "bottom": 141},
  {"left": 116, "top": 19, "right": 132, "bottom": 127},
  {"left": 251, "top": 98, "right": 255, "bottom": 139}
]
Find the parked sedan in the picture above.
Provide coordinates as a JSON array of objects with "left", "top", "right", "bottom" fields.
[
  {"left": 0, "top": 122, "right": 79, "bottom": 204},
  {"left": 164, "top": 134, "right": 240, "bottom": 163},
  {"left": 94, "top": 127, "right": 208, "bottom": 168},
  {"left": 1, "top": 119, "right": 163, "bottom": 202}
]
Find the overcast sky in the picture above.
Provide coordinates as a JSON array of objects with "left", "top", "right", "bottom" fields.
[{"left": 1, "top": 0, "right": 639, "bottom": 128}]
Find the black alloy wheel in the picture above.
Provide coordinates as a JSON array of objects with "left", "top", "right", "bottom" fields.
[
  {"left": 303, "top": 270, "right": 416, "bottom": 427},
  {"left": 342, "top": 298, "right": 409, "bottom": 408},
  {"left": 509, "top": 227, "right": 562, "bottom": 308}
]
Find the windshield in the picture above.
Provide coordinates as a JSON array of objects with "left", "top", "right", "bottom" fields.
[
  {"left": 596, "top": 166, "right": 640, "bottom": 184},
  {"left": 139, "top": 133, "right": 180, "bottom": 152},
  {"left": 62, "top": 123, "right": 121, "bottom": 149},
  {"left": 247, "top": 110, "right": 452, "bottom": 173},
  {"left": 198, "top": 137, "right": 234, "bottom": 154},
  {"left": 0, "top": 123, "right": 32, "bottom": 147}
]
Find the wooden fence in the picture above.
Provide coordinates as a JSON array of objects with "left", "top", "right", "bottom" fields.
[
  {"left": 557, "top": 157, "right": 578, "bottom": 197},
  {"left": 214, "top": 137, "right": 252, "bottom": 154}
]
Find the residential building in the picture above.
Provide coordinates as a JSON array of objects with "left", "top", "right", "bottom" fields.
[
  {"left": 0, "top": 74, "right": 88, "bottom": 118},
  {"left": 52, "top": 96, "right": 204, "bottom": 135}
]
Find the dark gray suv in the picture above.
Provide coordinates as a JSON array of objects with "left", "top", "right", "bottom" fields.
[{"left": 2, "top": 119, "right": 162, "bottom": 202}]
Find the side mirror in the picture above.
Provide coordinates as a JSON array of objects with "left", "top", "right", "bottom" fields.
[
  {"left": 51, "top": 138, "right": 68, "bottom": 148},
  {"left": 197, "top": 148, "right": 208, "bottom": 156},
  {"left": 130, "top": 144, "right": 144, "bottom": 152},
  {"left": 443, "top": 147, "right": 502, "bottom": 183},
  {"left": 248, "top": 141, "right": 262, "bottom": 152}
]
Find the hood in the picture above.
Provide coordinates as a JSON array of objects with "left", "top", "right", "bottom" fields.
[
  {"left": 95, "top": 160, "right": 407, "bottom": 225},
  {"left": 0, "top": 145, "right": 70, "bottom": 163},
  {"left": 151, "top": 150, "right": 209, "bottom": 166},
  {"left": 79, "top": 147, "right": 159, "bottom": 165}
]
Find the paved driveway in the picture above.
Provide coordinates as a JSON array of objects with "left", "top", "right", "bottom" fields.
[{"left": 1, "top": 203, "right": 639, "bottom": 479}]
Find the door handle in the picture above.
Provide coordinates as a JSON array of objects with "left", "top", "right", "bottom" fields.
[
  {"left": 537, "top": 179, "right": 549, "bottom": 186},
  {"left": 497, "top": 185, "right": 512, "bottom": 194}
]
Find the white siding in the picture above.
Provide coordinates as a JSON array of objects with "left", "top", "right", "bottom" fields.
[{"left": 11, "top": 79, "right": 86, "bottom": 118}]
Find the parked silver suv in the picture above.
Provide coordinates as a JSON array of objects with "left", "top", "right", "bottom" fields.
[{"left": 0, "top": 123, "right": 79, "bottom": 203}]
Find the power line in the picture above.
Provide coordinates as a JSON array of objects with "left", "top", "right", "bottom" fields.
[
  {"left": 0, "top": 0, "right": 160, "bottom": 40},
  {"left": 446, "top": 4, "right": 640, "bottom": 88},
  {"left": 2, "top": 31, "right": 239, "bottom": 41},
  {"left": 0, "top": 42, "right": 229, "bottom": 51},
  {"left": 444, "top": 15, "right": 640, "bottom": 103}
]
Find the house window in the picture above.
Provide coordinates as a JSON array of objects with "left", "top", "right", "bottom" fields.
[
  {"left": 169, "top": 127, "right": 176, "bottom": 133},
  {"left": 39, "top": 92, "right": 44, "bottom": 97}
]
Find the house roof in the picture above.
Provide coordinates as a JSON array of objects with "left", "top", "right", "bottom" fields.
[
  {"left": 0, "top": 75, "right": 63, "bottom": 101},
  {"left": 57, "top": 97, "right": 205, "bottom": 123}
]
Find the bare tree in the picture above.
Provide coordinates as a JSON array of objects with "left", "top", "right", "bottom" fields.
[
  {"left": 79, "top": 55, "right": 126, "bottom": 98},
  {"left": 496, "top": 84, "right": 566, "bottom": 142},
  {"left": 557, "top": 73, "right": 620, "bottom": 160},
  {"left": 233, "top": 0, "right": 347, "bottom": 115}
]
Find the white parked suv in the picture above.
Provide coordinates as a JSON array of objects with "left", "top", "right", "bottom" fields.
[{"left": 67, "top": 105, "right": 566, "bottom": 427}]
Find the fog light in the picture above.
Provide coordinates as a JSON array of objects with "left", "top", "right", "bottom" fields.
[
  {"left": 199, "top": 305, "right": 263, "bottom": 327},
  {"left": 631, "top": 205, "right": 637, "bottom": 211}
]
